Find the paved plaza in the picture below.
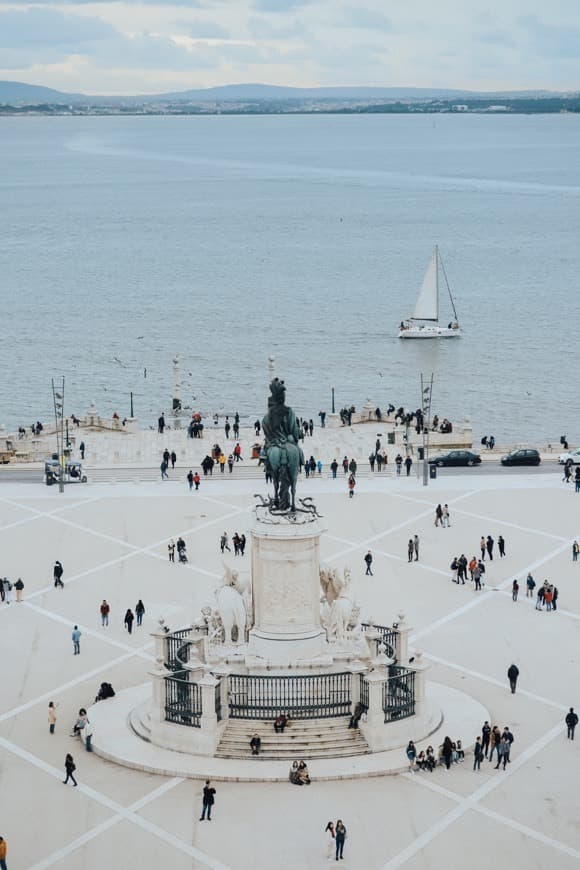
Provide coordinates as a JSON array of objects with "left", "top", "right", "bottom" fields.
[{"left": 0, "top": 471, "right": 579, "bottom": 869}]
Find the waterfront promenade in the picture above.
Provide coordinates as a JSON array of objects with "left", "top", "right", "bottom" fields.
[{"left": 0, "top": 470, "right": 578, "bottom": 869}]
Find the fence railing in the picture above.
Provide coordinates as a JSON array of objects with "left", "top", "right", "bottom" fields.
[
  {"left": 359, "top": 673, "right": 369, "bottom": 712},
  {"left": 164, "top": 674, "right": 202, "bottom": 727},
  {"left": 382, "top": 667, "right": 415, "bottom": 723},
  {"left": 361, "top": 622, "right": 398, "bottom": 660},
  {"left": 229, "top": 672, "right": 352, "bottom": 719},
  {"left": 164, "top": 628, "right": 192, "bottom": 671}
]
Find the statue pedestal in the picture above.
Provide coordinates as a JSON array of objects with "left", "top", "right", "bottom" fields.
[{"left": 247, "top": 511, "right": 326, "bottom": 664}]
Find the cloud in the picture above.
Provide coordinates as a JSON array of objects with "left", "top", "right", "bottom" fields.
[
  {"left": 0, "top": 7, "right": 115, "bottom": 48},
  {"left": 338, "top": 7, "right": 392, "bottom": 31},
  {"left": 176, "top": 19, "right": 231, "bottom": 39},
  {"left": 518, "top": 14, "right": 580, "bottom": 58}
]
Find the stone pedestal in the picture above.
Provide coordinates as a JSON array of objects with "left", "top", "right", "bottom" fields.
[{"left": 247, "top": 512, "right": 326, "bottom": 663}]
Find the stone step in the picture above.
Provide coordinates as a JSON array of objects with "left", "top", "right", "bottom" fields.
[
  {"left": 215, "top": 745, "right": 370, "bottom": 760},
  {"left": 128, "top": 704, "right": 151, "bottom": 742},
  {"left": 216, "top": 715, "right": 369, "bottom": 759}
]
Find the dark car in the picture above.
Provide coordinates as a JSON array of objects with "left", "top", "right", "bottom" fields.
[
  {"left": 428, "top": 450, "right": 482, "bottom": 467},
  {"left": 501, "top": 448, "right": 541, "bottom": 467}
]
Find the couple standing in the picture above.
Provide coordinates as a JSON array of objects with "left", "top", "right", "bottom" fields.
[{"left": 325, "top": 820, "right": 347, "bottom": 860}]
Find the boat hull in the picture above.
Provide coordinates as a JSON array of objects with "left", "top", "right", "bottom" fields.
[{"left": 399, "top": 326, "right": 461, "bottom": 339}]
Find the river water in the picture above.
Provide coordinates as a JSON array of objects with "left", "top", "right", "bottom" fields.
[{"left": 1, "top": 113, "right": 579, "bottom": 442}]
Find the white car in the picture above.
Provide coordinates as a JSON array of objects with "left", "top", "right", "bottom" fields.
[{"left": 558, "top": 448, "right": 580, "bottom": 465}]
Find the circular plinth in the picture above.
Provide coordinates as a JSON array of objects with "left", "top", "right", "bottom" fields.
[{"left": 87, "top": 682, "right": 489, "bottom": 782}]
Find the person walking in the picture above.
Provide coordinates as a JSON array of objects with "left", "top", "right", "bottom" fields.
[
  {"left": 80, "top": 441, "right": 85, "bottom": 460},
  {"left": 507, "top": 663, "right": 519, "bottom": 694},
  {"left": 72, "top": 626, "right": 81, "bottom": 655},
  {"left": 488, "top": 726, "right": 502, "bottom": 764},
  {"left": 573, "top": 541, "right": 579, "bottom": 562},
  {"left": 239, "top": 534, "right": 246, "bottom": 556},
  {"left": 473, "top": 564, "right": 482, "bottom": 591},
  {"left": 193, "top": 471, "right": 200, "bottom": 490},
  {"left": 565, "top": 707, "right": 578, "bottom": 740},
  {"left": 526, "top": 573, "right": 536, "bottom": 598},
  {"left": 160, "top": 460, "right": 169, "bottom": 480},
  {"left": 480, "top": 536, "right": 486, "bottom": 561},
  {"left": 481, "top": 721, "right": 491, "bottom": 758},
  {"left": 442, "top": 736, "right": 453, "bottom": 769},
  {"left": 473, "top": 736, "right": 484, "bottom": 771},
  {"left": 158, "top": 414, "right": 165, "bottom": 434},
  {"left": 331, "top": 459, "right": 338, "bottom": 479},
  {"left": 407, "top": 539, "right": 414, "bottom": 563},
  {"left": 100, "top": 600, "right": 110, "bottom": 627},
  {"left": 435, "top": 504, "right": 443, "bottom": 527},
  {"left": 124, "top": 608, "right": 134, "bottom": 634},
  {"left": 54, "top": 560, "right": 64, "bottom": 588},
  {"left": 335, "top": 820, "right": 347, "bottom": 861},
  {"left": 63, "top": 753, "right": 77, "bottom": 786},
  {"left": 413, "top": 534, "right": 420, "bottom": 562},
  {"left": 498, "top": 535, "right": 506, "bottom": 557},
  {"left": 13, "top": 578, "right": 24, "bottom": 602},
  {"left": 199, "top": 780, "right": 216, "bottom": 821},
  {"left": 48, "top": 701, "right": 59, "bottom": 735},
  {"left": 187, "top": 470, "right": 194, "bottom": 491},
  {"left": 406, "top": 740, "right": 417, "bottom": 771},
  {"left": 220, "top": 533, "right": 230, "bottom": 553},
  {"left": 512, "top": 579, "right": 519, "bottom": 602},
  {"left": 0, "top": 835, "right": 7, "bottom": 870},
  {"left": 442, "top": 504, "right": 450, "bottom": 527},
  {"left": 168, "top": 539, "right": 175, "bottom": 562},
  {"left": 325, "top": 822, "right": 335, "bottom": 860},
  {"left": 135, "top": 599, "right": 145, "bottom": 627},
  {"left": 405, "top": 455, "right": 412, "bottom": 477},
  {"left": 364, "top": 551, "right": 373, "bottom": 576},
  {"left": 170, "top": 451, "right": 177, "bottom": 469},
  {"left": 395, "top": 453, "right": 403, "bottom": 476},
  {"left": 347, "top": 473, "right": 356, "bottom": 498},
  {"left": 486, "top": 535, "right": 494, "bottom": 560}
]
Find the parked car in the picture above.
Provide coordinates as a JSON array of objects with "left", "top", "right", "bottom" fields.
[
  {"left": 501, "top": 448, "right": 541, "bottom": 467},
  {"left": 558, "top": 448, "right": 580, "bottom": 465},
  {"left": 428, "top": 450, "right": 481, "bottom": 467}
]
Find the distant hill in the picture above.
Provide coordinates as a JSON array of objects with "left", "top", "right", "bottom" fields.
[{"left": 0, "top": 79, "right": 569, "bottom": 106}]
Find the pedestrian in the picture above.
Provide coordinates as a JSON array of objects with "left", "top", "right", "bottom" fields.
[
  {"left": 406, "top": 740, "right": 417, "bottom": 771},
  {"left": 442, "top": 504, "right": 450, "bottom": 527},
  {"left": 495, "top": 738, "right": 509, "bottom": 770},
  {"left": 413, "top": 534, "right": 419, "bottom": 561},
  {"left": 0, "top": 836, "right": 7, "bottom": 870},
  {"left": 193, "top": 471, "right": 201, "bottom": 490},
  {"left": 160, "top": 460, "right": 168, "bottom": 480},
  {"left": 545, "top": 585, "right": 553, "bottom": 611},
  {"left": 552, "top": 585, "right": 559, "bottom": 611},
  {"left": 348, "top": 458, "right": 357, "bottom": 476},
  {"left": 13, "top": 577, "right": 24, "bottom": 602},
  {"left": 254, "top": 419, "right": 261, "bottom": 436},
  {"left": 187, "top": 470, "right": 194, "bottom": 491},
  {"left": 168, "top": 539, "right": 175, "bottom": 562},
  {"left": 573, "top": 540, "right": 579, "bottom": 562},
  {"left": 480, "top": 536, "right": 486, "bottom": 561},
  {"left": 317, "top": 460, "right": 322, "bottom": 475},
  {"left": 135, "top": 599, "right": 145, "bottom": 627},
  {"left": 325, "top": 822, "right": 335, "bottom": 860},
  {"left": 233, "top": 533, "right": 241, "bottom": 556},
  {"left": 473, "top": 565, "right": 482, "bottom": 591},
  {"left": 249, "top": 733, "right": 261, "bottom": 755},
  {"left": 48, "top": 701, "right": 59, "bottom": 734},
  {"left": 535, "top": 586, "right": 545, "bottom": 610},
  {"left": 54, "top": 560, "right": 64, "bottom": 588},
  {"left": 575, "top": 467, "right": 580, "bottom": 493},
  {"left": 342, "top": 456, "right": 349, "bottom": 474},
  {"left": 486, "top": 535, "right": 494, "bottom": 560},
  {"left": 481, "top": 721, "right": 491, "bottom": 758},
  {"left": 220, "top": 533, "right": 231, "bottom": 553},
  {"left": 100, "top": 599, "right": 110, "bottom": 627},
  {"left": 395, "top": 453, "right": 403, "bottom": 475},
  {"left": 488, "top": 726, "right": 501, "bottom": 764},
  {"left": 442, "top": 736, "right": 453, "bottom": 769},
  {"left": 407, "top": 539, "right": 414, "bottom": 563},
  {"left": 566, "top": 707, "right": 578, "bottom": 740},
  {"left": 369, "top": 452, "right": 376, "bottom": 472},
  {"left": 347, "top": 473, "right": 356, "bottom": 498},
  {"left": 2, "top": 579, "right": 11, "bottom": 605},
  {"left": 63, "top": 753, "right": 77, "bottom": 786},
  {"left": 240, "top": 534, "right": 246, "bottom": 556},
  {"left": 498, "top": 535, "right": 506, "bottom": 557},
  {"left": 199, "top": 780, "right": 216, "bottom": 821},
  {"left": 526, "top": 573, "right": 536, "bottom": 598},
  {"left": 80, "top": 441, "right": 85, "bottom": 460},
  {"left": 405, "top": 455, "right": 412, "bottom": 476},
  {"left": 72, "top": 625, "right": 81, "bottom": 655},
  {"left": 170, "top": 451, "right": 177, "bottom": 469},
  {"left": 335, "top": 820, "right": 347, "bottom": 861},
  {"left": 473, "top": 736, "right": 484, "bottom": 771},
  {"left": 319, "top": 411, "right": 326, "bottom": 428},
  {"left": 163, "top": 448, "right": 170, "bottom": 467},
  {"left": 124, "top": 608, "right": 134, "bottom": 634},
  {"left": 225, "top": 418, "right": 231, "bottom": 439},
  {"left": 507, "top": 663, "right": 519, "bottom": 694},
  {"left": 512, "top": 579, "right": 519, "bottom": 602},
  {"left": 435, "top": 504, "right": 443, "bottom": 526},
  {"left": 158, "top": 414, "right": 165, "bottom": 434},
  {"left": 364, "top": 550, "right": 373, "bottom": 576},
  {"left": 331, "top": 459, "right": 338, "bottom": 479}
]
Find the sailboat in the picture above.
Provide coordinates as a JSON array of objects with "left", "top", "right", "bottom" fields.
[{"left": 398, "top": 246, "right": 461, "bottom": 339}]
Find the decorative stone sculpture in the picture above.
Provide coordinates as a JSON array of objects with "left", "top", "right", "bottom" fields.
[
  {"left": 319, "top": 565, "right": 358, "bottom": 642},
  {"left": 214, "top": 564, "right": 248, "bottom": 644},
  {"left": 262, "top": 378, "right": 305, "bottom": 512}
]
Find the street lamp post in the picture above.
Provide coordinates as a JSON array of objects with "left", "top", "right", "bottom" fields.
[
  {"left": 421, "top": 374, "right": 434, "bottom": 486},
  {"left": 331, "top": 387, "right": 335, "bottom": 415},
  {"left": 130, "top": 391, "right": 134, "bottom": 419},
  {"left": 51, "top": 377, "right": 66, "bottom": 494}
]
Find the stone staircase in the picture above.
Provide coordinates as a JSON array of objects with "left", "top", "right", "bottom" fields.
[
  {"left": 128, "top": 702, "right": 152, "bottom": 742},
  {"left": 216, "top": 717, "right": 370, "bottom": 760}
]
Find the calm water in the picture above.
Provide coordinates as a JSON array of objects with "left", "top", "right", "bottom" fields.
[{"left": 1, "top": 114, "right": 579, "bottom": 442}]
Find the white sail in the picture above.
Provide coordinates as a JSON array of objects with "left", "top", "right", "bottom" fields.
[{"left": 411, "top": 249, "right": 438, "bottom": 321}]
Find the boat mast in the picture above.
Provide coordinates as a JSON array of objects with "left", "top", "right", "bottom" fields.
[
  {"left": 439, "top": 252, "right": 459, "bottom": 322},
  {"left": 435, "top": 245, "right": 439, "bottom": 324}
]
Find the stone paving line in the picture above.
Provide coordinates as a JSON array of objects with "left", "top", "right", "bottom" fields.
[
  {"left": 0, "top": 733, "right": 230, "bottom": 870},
  {"left": 382, "top": 719, "right": 569, "bottom": 869},
  {"left": 0, "top": 494, "right": 103, "bottom": 533},
  {"left": 400, "top": 765, "right": 580, "bottom": 864}
]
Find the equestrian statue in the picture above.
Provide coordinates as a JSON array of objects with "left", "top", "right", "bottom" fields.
[{"left": 262, "top": 378, "right": 305, "bottom": 512}]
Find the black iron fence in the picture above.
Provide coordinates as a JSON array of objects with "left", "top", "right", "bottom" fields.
[
  {"left": 229, "top": 672, "right": 352, "bottom": 719},
  {"left": 361, "top": 622, "right": 398, "bottom": 660},
  {"left": 164, "top": 674, "right": 202, "bottom": 727},
  {"left": 359, "top": 673, "right": 369, "bottom": 712},
  {"left": 383, "top": 667, "right": 415, "bottom": 723}
]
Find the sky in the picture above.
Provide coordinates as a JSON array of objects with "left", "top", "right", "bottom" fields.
[{"left": 0, "top": 0, "right": 579, "bottom": 95}]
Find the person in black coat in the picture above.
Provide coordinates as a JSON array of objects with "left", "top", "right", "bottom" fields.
[
  {"left": 200, "top": 780, "right": 216, "bottom": 820},
  {"left": 566, "top": 708, "right": 578, "bottom": 740},
  {"left": 507, "top": 663, "right": 519, "bottom": 694}
]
